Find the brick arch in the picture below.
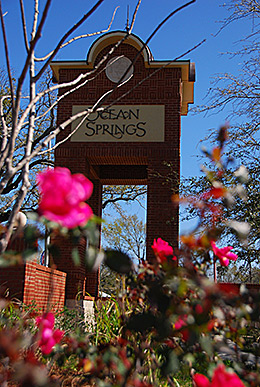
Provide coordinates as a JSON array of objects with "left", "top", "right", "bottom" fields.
[{"left": 86, "top": 31, "right": 153, "bottom": 66}]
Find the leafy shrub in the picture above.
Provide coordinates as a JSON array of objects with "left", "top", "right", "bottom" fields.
[{"left": 0, "top": 127, "right": 259, "bottom": 386}]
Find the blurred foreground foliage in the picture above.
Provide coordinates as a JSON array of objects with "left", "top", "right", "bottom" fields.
[{"left": 0, "top": 127, "right": 259, "bottom": 386}]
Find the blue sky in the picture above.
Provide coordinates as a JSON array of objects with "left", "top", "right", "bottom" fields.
[
  {"left": 0, "top": 0, "right": 251, "bottom": 178},
  {"left": 0, "top": 0, "right": 252, "bottom": 234}
]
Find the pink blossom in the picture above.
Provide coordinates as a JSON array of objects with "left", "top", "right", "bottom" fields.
[
  {"left": 193, "top": 373, "right": 210, "bottom": 387},
  {"left": 173, "top": 315, "right": 189, "bottom": 341},
  {"left": 174, "top": 315, "right": 187, "bottom": 330},
  {"left": 37, "top": 167, "right": 93, "bottom": 228},
  {"left": 211, "top": 241, "right": 238, "bottom": 267},
  {"left": 193, "top": 364, "right": 245, "bottom": 387},
  {"left": 36, "top": 312, "right": 63, "bottom": 355},
  {"left": 151, "top": 238, "right": 175, "bottom": 263}
]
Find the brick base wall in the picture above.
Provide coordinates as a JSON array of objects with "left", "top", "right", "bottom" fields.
[
  {"left": 0, "top": 262, "right": 67, "bottom": 313},
  {"left": 24, "top": 262, "right": 67, "bottom": 312}
]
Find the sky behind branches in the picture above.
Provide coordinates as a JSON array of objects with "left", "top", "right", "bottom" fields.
[
  {"left": 0, "top": 0, "right": 253, "bottom": 236},
  {"left": 0, "top": 0, "right": 253, "bottom": 176}
]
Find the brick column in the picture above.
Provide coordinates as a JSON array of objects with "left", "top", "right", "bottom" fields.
[
  {"left": 146, "top": 158, "right": 179, "bottom": 261},
  {"left": 51, "top": 158, "right": 99, "bottom": 303},
  {"left": 85, "top": 179, "right": 102, "bottom": 298},
  {"left": 51, "top": 236, "right": 86, "bottom": 301}
]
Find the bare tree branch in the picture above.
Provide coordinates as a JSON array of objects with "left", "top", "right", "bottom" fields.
[
  {"left": 32, "top": 0, "right": 39, "bottom": 33},
  {"left": 35, "top": 6, "right": 119, "bottom": 62},
  {"left": 33, "top": 0, "right": 105, "bottom": 82},
  {"left": 0, "top": 0, "right": 15, "bottom": 108},
  {"left": 213, "top": 0, "right": 260, "bottom": 37},
  {"left": 145, "top": 0, "right": 196, "bottom": 47},
  {"left": 0, "top": 193, "right": 19, "bottom": 214},
  {"left": 98, "top": 38, "right": 205, "bottom": 111},
  {"left": 0, "top": 0, "right": 199, "bottom": 254},
  {"left": 19, "top": 0, "right": 29, "bottom": 52},
  {"left": 7, "top": 42, "right": 133, "bottom": 152},
  {"left": 2, "top": 158, "right": 53, "bottom": 195},
  {"left": 0, "top": 13, "right": 202, "bottom": 188},
  {"left": 102, "top": 187, "right": 146, "bottom": 209},
  {"left": 0, "top": 95, "right": 9, "bottom": 152},
  {"left": 15, "top": 0, "right": 52, "bottom": 115},
  {"left": 12, "top": 13, "right": 204, "bottom": 169},
  {"left": 128, "top": 0, "right": 142, "bottom": 33},
  {"left": 6, "top": 0, "right": 52, "bottom": 178},
  {"left": 88, "top": 0, "right": 198, "bottom": 111}
]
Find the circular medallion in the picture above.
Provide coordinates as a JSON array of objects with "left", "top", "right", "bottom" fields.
[{"left": 105, "top": 56, "right": 134, "bottom": 83}]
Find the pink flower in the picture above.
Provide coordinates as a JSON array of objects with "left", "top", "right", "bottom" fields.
[
  {"left": 37, "top": 167, "right": 93, "bottom": 228},
  {"left": 193, "top": 364, "right": 245, "bottom": 387},
  {"left": 173, "top": 315, "right": 189, "bottom": 341},
  {"left": 36, "top": 312, "right": 64, "bottom": 355},
  {"left": 174, "top": 315, "right": 187, "bottom": 330},
  {"left": 211, "top": 241, "right": 238, "bottom": 267},
  {"left": 151, "top": 238, "right": 175, "bottom": 263},
  {"left": 193, "top": 373, "right": 211, "bottom": 387}
]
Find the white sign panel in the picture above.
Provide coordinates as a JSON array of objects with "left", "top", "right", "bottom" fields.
[{"left": 71, "top": 105, "right": 165, "bottom": 142}]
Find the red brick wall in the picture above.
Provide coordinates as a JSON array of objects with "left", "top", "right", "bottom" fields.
[
  {"left": 23, "top": 262, "right": 67, "bottom": 312},
  {"left": 0, "top": 262, "right": 66, "bottom": 312}
]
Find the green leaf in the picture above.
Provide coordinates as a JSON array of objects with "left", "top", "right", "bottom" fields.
[
  {"left": 24, "top": 225, "right": 38, "bottom": 244},
  {"left": 105, "top": 249, "right": 133, "bottom": 274},
  {"left": 200, "top": 336, "right": 213, "bottom": 356},
  {"left": 72, "top": 248, "right": 80, "bottom": 266},
  {"left": 92, "top": 251, "right": 105, "bottom": 271},
  {"left": 83, "top": 220, "right": 100, "bottom": 246},
  {"left": 26, "top": 212, "right": 40, "bottom": 222},
  {"left": 22, "top": 248, "right": 38, "bottom": 260},
  {"left": 161, "top": 350, "right": 179, "bottom": 376},
  {"left": 85, "top": 246, "right": 104, "bottom": 272},
  {"left": 85, "top": 245, "right": 97, "bottom": 271},
  {"left": 0, "top": 251, "right": 23, "bottom": 267}
]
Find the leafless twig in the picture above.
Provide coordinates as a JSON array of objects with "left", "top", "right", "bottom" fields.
[
  {"left": 19, "top": 0, "right": 29, "bottom": 52},
  {"left": 35, "top": 6, "right": 119, "bottom": 62},
  {"left": 0, "top": 0, "right": 15, "bottom": 108}
]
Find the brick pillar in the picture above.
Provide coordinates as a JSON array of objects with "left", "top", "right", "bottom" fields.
[
  {"left": 146, "top": 158, "right": 179, "bottom": 261},
  {"left": 51, "top": 158, "right": 96, "bottom": 304},
  {"left": 51, "top": 236, "right": 86, "bottom": 301},
  {"left": 85, "top": 179, "right": 102, "bottom": 298}
]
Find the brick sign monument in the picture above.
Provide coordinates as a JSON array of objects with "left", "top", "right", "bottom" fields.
[{"left": 51, "top": 31, "right": 195, "bottom": 308}]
